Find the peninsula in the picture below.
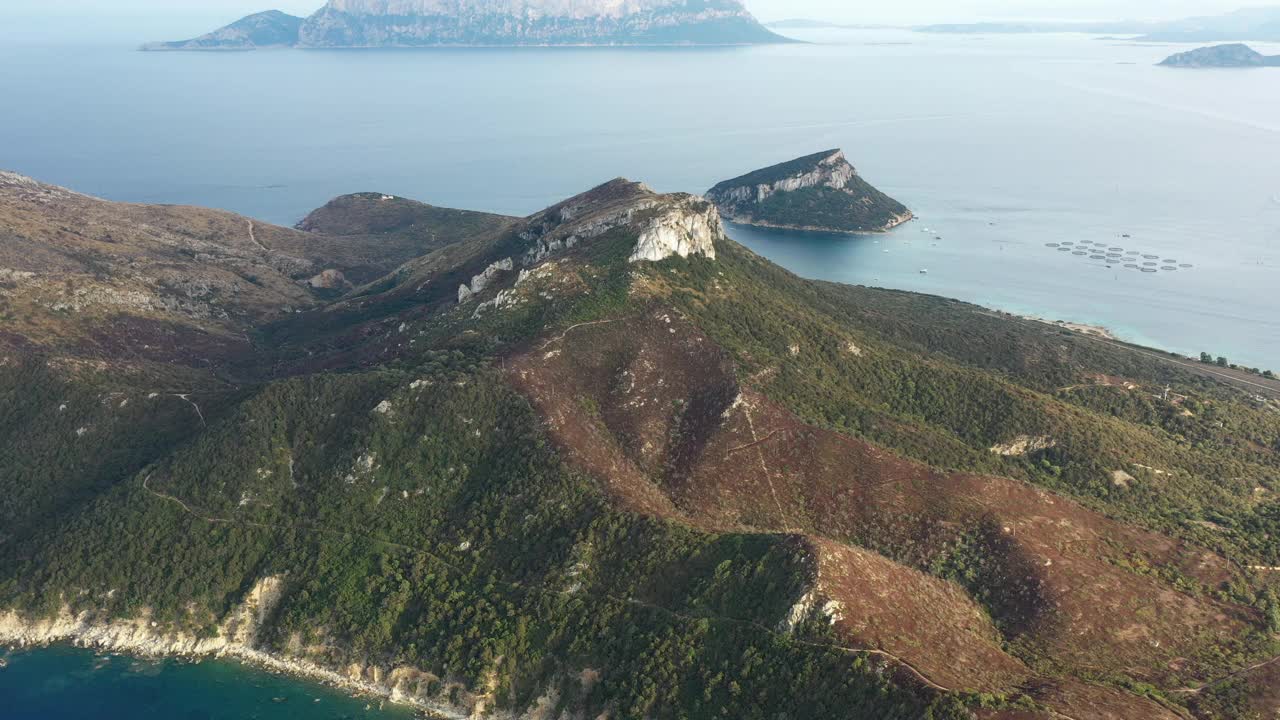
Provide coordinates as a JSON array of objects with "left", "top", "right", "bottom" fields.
[
  {"left": 706, "top": 149, "right": 913, "bottom": 233},
  {"left": 3, "top": 168, "right": 1280, "bottom": 720}
]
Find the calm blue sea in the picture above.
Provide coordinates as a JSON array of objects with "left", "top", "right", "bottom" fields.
[
  {"left": 0, "top": 646, "right": 416, "bottom": 719},
  {"left": 1, "top": 30, "right": 1277, "bottom": 367}
]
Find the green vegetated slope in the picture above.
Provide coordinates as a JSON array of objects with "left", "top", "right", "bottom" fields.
[
  {"left": 294, "top": 192, "right": 517, "bottom": 286},
  {"left": 0, "top": 363, "right": 951, "bottom": 719},
  {"left": 669, "top": 244, "right": 1280, "bottom": 565},
  {"left": 2, "top": 174, "right": 1279, "bottom": 719},
  {"left": 751, "top": 183, "right": 909, "bottom": 232}
]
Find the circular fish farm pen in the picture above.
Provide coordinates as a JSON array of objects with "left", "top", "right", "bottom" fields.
[{"left": 1042, "top": 240, "right": 1195, "bottom": 276}]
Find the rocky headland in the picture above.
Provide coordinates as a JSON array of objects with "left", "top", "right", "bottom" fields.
[{"left": 706, "top": 149, "right": 913, "bottom": 233}]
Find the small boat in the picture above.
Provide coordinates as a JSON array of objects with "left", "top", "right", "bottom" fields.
[{"left": 919, "top": 269, "right": 929, "bottom": 275}]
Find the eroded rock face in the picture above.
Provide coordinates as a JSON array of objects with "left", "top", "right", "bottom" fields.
[
  {"left": 629, "top": 197, "right": 722, "bottom": 263},
  {"left": 713, "top": 150, "right": 856, "bottom": 207},
  {"left": 990, "top": 435, "right": 1057, "bottom": 457},
  {"left": 457, "top": 257, "right": 513, "bottom": 303},
  {"left": 309, "top": 268, "right": 350, "bottom": 290}
]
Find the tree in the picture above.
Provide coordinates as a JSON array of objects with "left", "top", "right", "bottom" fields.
[
  {"left": 1200, "top": 352, "right": 1213, "bottom": 364},
  {"left": 1265, "top": 370, "right": 1276, "bottom": 380},
  {"left": 1216, "top": 356, "right": 1229, "bottom": 368},
  {"left": 1264, "top": 588, "right": 1280, "bottom": 634}
]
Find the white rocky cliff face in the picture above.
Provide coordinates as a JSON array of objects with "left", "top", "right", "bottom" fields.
[
  {"left": 449, "top": 185, "right": 720, "bottom": 318},
  {"left": 709, "top": 150, "right": 857, "bottom": 210},
  {"left": 629, "top": 198, "right": 722, "bottom": 263}
]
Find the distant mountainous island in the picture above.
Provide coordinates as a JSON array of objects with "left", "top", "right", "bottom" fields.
[
  {"left": 1160, "top": 43, "right": 1280, "bottom": 67},
  {"left": 706, "top": 150, "right": 912, "bottom": 233},
  {"left": 916, "top": 6, "right": 1280, "bottom": 42},
  {"left": 144, "top": 0, "right": 789, "bottom": 50}
]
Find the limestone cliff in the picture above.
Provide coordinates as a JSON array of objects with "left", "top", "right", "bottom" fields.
[
  {"left": 445, "top": 181, "right": 719, "bottom": 315},
  {"left": 706, "top": 149, "right": 913, "bottom": 234},
  {"left": 629, "top": 196, "right": 721, "bottom": 263}
]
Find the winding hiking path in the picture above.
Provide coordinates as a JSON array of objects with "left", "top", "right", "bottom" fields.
[
  {"left": 246, "top": 220, "right": 270, "bottom": 253},
  {"left": 1173, "top": 653, "right": 1280, "bottom": 696}
]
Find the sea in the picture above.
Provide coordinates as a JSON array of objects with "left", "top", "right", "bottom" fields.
[
  {"left": 1, "top": 24, "right": 1279, "bottom": 716},
  {"left": 1, "top": 29, "right": 1278, "bottom": 368},
  {"left": 0, "top": 646, "right": 416, "bottom": 719}
]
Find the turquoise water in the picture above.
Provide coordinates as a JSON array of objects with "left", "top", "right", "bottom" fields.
[
  {"left": 0, "top": 30, "right": 1276, "bottom": 365},
  {"left": 0, "top": 646, "right": 419, "bottom": 719}
]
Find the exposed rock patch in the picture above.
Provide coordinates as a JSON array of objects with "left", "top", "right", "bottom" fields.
[{"left": 990, "top": 435, "right": 1057, "bottom": 457}]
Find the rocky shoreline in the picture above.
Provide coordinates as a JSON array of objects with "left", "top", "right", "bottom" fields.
[{"left": 0, "top": 591, "right": 471, "bottom": 719}]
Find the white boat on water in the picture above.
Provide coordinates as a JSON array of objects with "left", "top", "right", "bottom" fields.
[{"left": 919, "top": 269, "right": 929, "bottom": 274}]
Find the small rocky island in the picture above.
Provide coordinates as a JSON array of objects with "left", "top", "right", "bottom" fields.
[
  {"left": 145, "top": 0, "right": 788, "bottom": 50},
  {"left": 1159, "top": 43, "right": 1280, "bottom": 68},
  {"left": 706, "top": 150, "right": 913, "bottom": 233}
]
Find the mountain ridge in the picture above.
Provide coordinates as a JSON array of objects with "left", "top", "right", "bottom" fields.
[
  {"left": 146, "top": 0, "right": 791, "bottom": 50},
  {"left": 3, "top": 170, "right": 1280, "bottom": 720}
]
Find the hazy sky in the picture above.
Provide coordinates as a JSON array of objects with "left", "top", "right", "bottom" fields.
[{"left": 0, "top": 0, "right": 1262, "bottom": 43}]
